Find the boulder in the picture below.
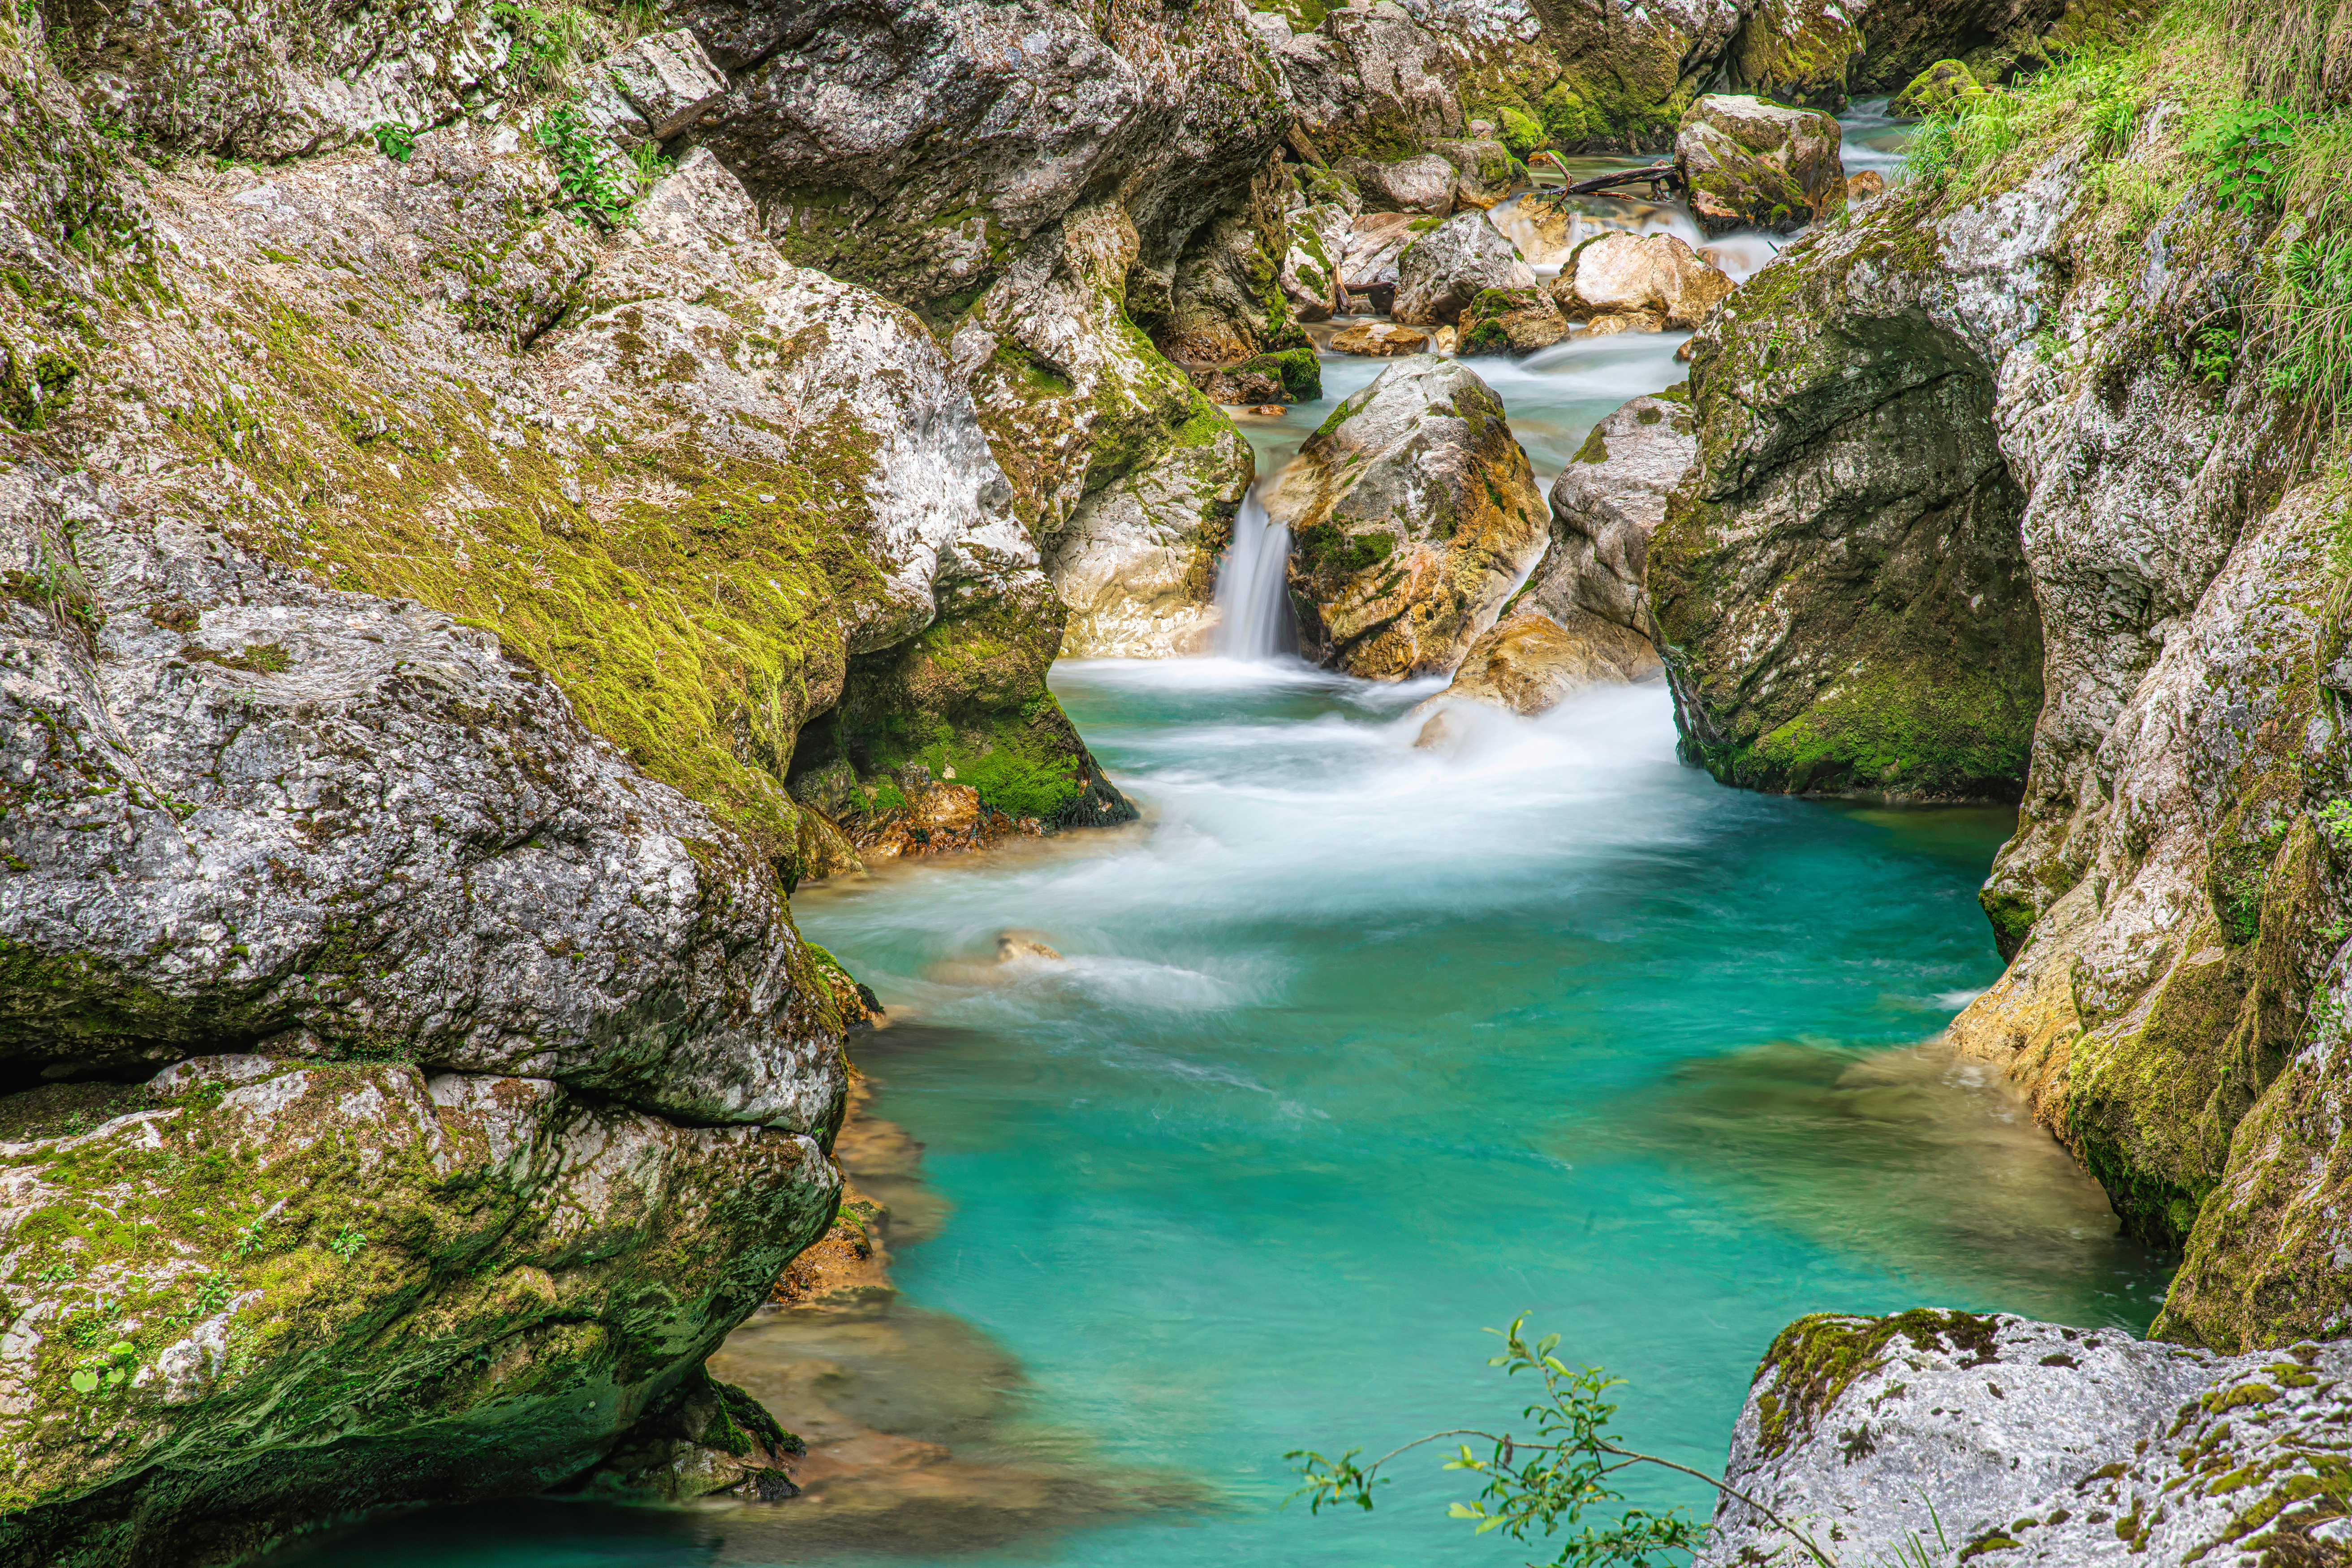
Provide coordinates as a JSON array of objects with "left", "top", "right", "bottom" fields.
[
  {"left": 1280, "top": 200, "right": 1353, "bottom": 321},
  {"left": 1265, "top": 356, "right": 1548, "bottom": 678},
  {"left": 1392, "top": 210, "right": 1536, "bottom": 326},
  {"left": 1330, "top": 320, "right": 1432, "bottom": 355},
  {"left": 1698, "top": 1311, "right": 2352, "bottom": 1568},
  {"left": 1893, "top": 57, "right": 1986, "bottom": 118},
  {"left": 1426, "top": 135, "right": 1515, "bottom": 205},
  {"left": 1549, "top": 232, "right": 1736, "bottom": 332},
  {"left": 1719, "top": 0, "right": 1865, "bottom": 110},
  {"left": 1336, "top": 210, "right": 1423, "bottom": 307},
  {"left": 1411, "top": 391, "right": 1690, "bottom": 730},
  {"left": 1846, "top": 168, "right": 1887, "bottom": 203},
  {"left": 1457, "top": 286, "right": 1572, "bottom": 355},
  {"left": 1412, "top": 607, "right": 1660, "bottom": 745},
  {"left": 1339, "top": 152, "right": 1458, "bottom": 215},
  {"left": 605, "top": 27, "right": 728, "bottom": 138},
  {"left": 1674, "top": 93, "right": 1847, "bottom": 234},
  {"left": 1546, "top": 392, "right": 1699, "bottom": 636}
]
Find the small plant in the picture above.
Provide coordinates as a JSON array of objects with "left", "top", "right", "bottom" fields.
[
  {"left": 1288, "top": 1316, "right": 1832, "bottom": 1567},
  {"left": 534, "top": 103, "right": 636, "bottom": 229},
  {"left": 2191, "top": 101, "right": 2303, "bottom": 215},
  {"left": 68, "top": 1341, "right": 138, "bottom": 1397},
  {"left": 493, "top": 0, "right": 596, "bottom": 90},
  {"left": 329, "top": 1225, "right": 369, "bottom": 1261},
  {"left": 232, "top": 1217, "right": 273, "bottom": 1257},
  {"left": 2319, "top": 798, "right": 2352, "bottom": 847},
  {"left": 2192, "top": 323, "right": 2237, "bottom": 384},
  {"left": 370, "top": 121, "right": 417, "bottom": 163}
]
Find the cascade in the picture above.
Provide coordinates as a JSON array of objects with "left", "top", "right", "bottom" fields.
[{"left": 1209, "top": 488, "right": 1293, "bottom": 660}]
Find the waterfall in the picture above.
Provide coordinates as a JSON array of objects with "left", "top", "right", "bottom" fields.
[{"left": 1210, "top": 489, "right": 1292, "bottom": 660}]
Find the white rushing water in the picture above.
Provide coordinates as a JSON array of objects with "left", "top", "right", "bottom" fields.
[{"left": 1209, "top": 489, "right": 1293, "bottom": 659}]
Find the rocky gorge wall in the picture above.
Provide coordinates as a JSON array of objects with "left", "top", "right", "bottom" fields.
[{"left": 1648, "top": 2, "right": 2352, "bottom": 1557}]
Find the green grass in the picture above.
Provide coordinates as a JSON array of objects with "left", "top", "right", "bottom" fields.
[{"left": 1901, "top": 1, "right": 2352, "bottom": 432}]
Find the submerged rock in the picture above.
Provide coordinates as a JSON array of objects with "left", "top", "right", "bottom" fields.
[
  {"left": 1393, "top": 211, "right": 1536, "bottom": 326},
  {"left": 1674, "top": 93, "right": 1847, "bottom": 234},
  {"left": 1699, "top": 1310, "right": 2352, "bottom": 1567},
  {"left": 1266, "top": 356, "right": 1547, "bottom": 679},
  {"left": 1550, "top": 231, "right": 1735, "bottom": 333}
]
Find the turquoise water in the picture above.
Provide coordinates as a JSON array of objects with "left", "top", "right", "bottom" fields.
[
  {"left": 282, "top": 668, "right": 2168, "bottom": 1568},
  {"left": 270, "top": 99, "right": 2175, "bottom": 1566}
]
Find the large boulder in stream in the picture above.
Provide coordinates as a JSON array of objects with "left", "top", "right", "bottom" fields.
[
  {"left": 1663, "top": 55, "right": 2352, "bottom": 1355},
  {"left": 1392, "top": 211, "right": 1536, "bottom": 326},
  {"left": 1551, "top": 232, "right": 1736, "bottom": 334},
  {"left": 1673, "top": 94, "right": 1847, "bottom": 235},
  {"left": 1413, "top": 393, "right": 1689, "bottom": 737},
  {"left": 1266, "top": 357, "right": 1547, "bottom": 679}
]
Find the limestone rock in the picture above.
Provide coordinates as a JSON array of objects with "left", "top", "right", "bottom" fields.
[
  {"left": 1392, "top": 211, "right": 1536, "bottom": 326},
  {"left": 1458, "top": 286, "right": 1571, "bottom": 355},
  {"left": 1412, "top": 390, "right": 1689, "bottom": 728},
  {"left": 1426, "top": 136, "right": 1516, "bottom": 204},
  {"left": 1550, "top": 231, "right": 1735, "bottom": 331},
  {"left": 1330, "top": 320, "right": 1432, "bottom": 355},
  {"left": 1847, "top": 168, "right": 1887, "bottom": 203},
  {"left": 1674, "top": 93, "right": 1847, "bottom": 235},
  {"left": 1281, "top": 201, "right": 1353, "bottom": 321},
  {"left": 1340, "top": 152, "right": 1459, "bottom": 215},
  {"left": 1047, "top": 419, "right": 1252, "bottom": 657},
  {"left": 1266, "top": 356, "right": 1547, "bottom": 678},
  {"left": 605, "top": 27, "right": 728, "bottom": 138},
  {"left": 1719, "top": 0, "right": 1865, "bottom": 109},
  {"left": 1413, "top": 607, "right": 1660, "bottom": 738},
  {"left": 947, "top": 202, "right": 1254, "bottom": 665},
  {"left": 1650, "top": 179, "right": 2047, "bottom": 802},
  {"left": 1336, "top": 210, "right": 1423, "bottom": 306},
  {"left": 1545, "top": 392, "right": 1698, "bottom": 636},
  {"left": 1698, "top": 1310, "right": 2352, "bottom": 1568}
]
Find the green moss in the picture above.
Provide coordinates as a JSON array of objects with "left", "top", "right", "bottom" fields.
[
  {"left": 1695, "top": 658, "right": 2038, "bottom": 801},
  {"left": 1237, "top": 347, "right": 1321, "bottom": 401},
  {"left": 1751, "top": 1310, "right": 2001, "bottom": 1459}
]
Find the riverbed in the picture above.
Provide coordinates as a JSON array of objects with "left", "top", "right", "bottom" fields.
[{"left": 267, "top": 104, "right": 2174, "bottom": 1568}]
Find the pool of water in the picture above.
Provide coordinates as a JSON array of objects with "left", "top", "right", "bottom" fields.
[{"left": 267, "top": 87, "right": 2167, "bottom": 1568}]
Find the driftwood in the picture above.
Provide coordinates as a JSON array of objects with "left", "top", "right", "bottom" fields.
[{"left": 1559, "top": 162, "right": 1681, "bottom": 197}]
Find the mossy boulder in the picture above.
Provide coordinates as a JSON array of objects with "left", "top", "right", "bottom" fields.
[
  {"left": 1651, "top": 185, "right": 2043, "bottom": 804},
  {"left": 1458, "top": 286, "right": 1570, "bottom": 356},
  {"left": 1893, "top": 58, "right": 1986, "bottom": 117},
  {"left": 1702, "top": 1310, "right": 2352, "bottom": 1566},
  {"left": 1266, "top": 355, "right": 1547, "bottom": 678},
  {"left": 1673, "top": 93, "right": 1848, "bottom": 235}
]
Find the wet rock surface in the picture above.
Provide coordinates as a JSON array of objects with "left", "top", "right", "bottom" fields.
[
  {"left": 1551, "top": 231, "right": 1735, "bottom": 332},
  {"left": 1392, "top": 210, "right": 1537, "bottom": 326},
  {"left": 1413, "top": 391, "right": 1688, "bottom": 729}
]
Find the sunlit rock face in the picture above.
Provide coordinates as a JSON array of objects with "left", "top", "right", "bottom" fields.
[{"left": 1265, "top": 356, "right": 1546, "bottom": 681}]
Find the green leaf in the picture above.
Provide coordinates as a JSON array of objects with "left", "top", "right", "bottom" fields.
[{"left": 68, "top": 1369, "right": 99, "bottom": 1394}]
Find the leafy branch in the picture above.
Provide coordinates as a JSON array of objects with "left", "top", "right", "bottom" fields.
[{"left": 1285, "top": 1315, "right": 1835, "bottom": 1568}]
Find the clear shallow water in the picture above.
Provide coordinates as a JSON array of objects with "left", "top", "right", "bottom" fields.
[{"left": 270, "top": 89, "right": 2153, "bottom": 1568}]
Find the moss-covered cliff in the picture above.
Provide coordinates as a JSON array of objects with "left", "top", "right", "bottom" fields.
[{"left": 1666, "top": 0, "right": 2352, "bottom": 1355}]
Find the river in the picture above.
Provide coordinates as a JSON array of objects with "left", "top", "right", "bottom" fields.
[{"left": 267, "top": 105, "right": 2173, "bottom": 1568}]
